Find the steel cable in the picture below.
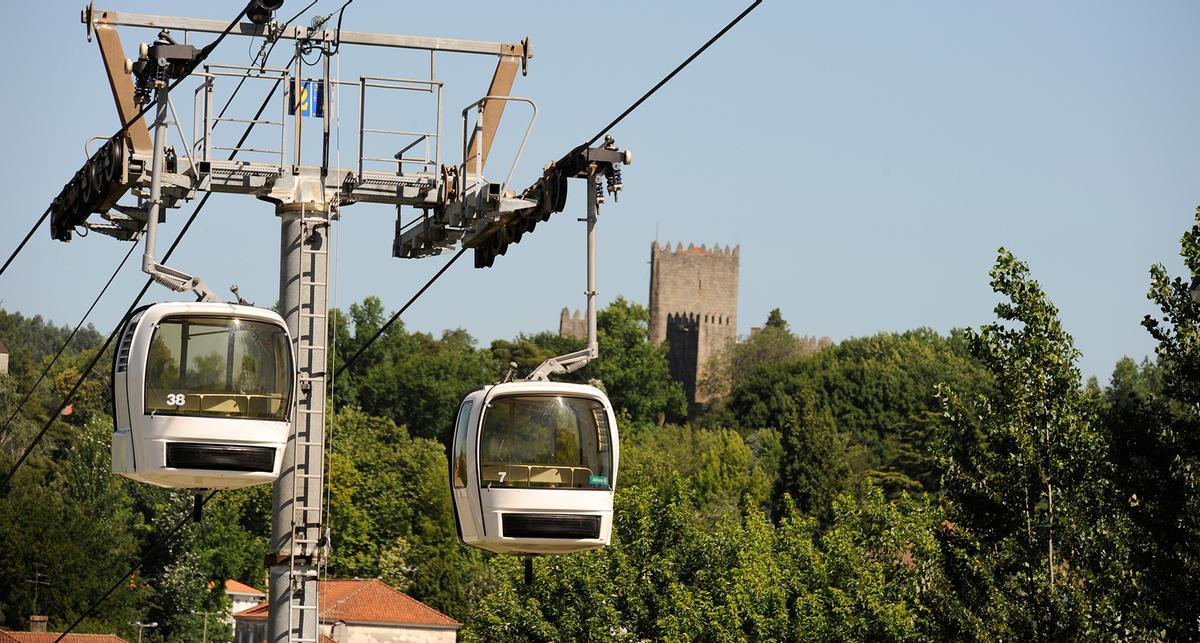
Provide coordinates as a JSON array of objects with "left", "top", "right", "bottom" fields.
[
  {"left": 582, "top": 0, "right": 762, "bottom": 149},
  {"left": 334, "top": 246, "right": 469, "bottom": 380},
  {"left": 53, "top": 491, "right": 219, "bottom": 643},
  {"left": 0, "top": 208, "right": 50, "bottom": 279},
  {"left": 0, "top": 49, "right": 301, "bottom": 492},
  {"left": 0, "top": 240, "right": 138, "bottom": 437},
  {"left": 0, "top": 2, "right": 250, "bottom": 280}
]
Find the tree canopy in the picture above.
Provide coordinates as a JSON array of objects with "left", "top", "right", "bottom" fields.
[{"left": 2, "top": 212, "right": 1199, "bottom": 639}]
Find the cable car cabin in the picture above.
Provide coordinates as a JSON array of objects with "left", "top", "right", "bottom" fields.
[
  {"left": 111, "top": 302, "right": 295, "bottom": 490},
  {"left": 451, "top": 382, "right": 619, "bottom": 555}
]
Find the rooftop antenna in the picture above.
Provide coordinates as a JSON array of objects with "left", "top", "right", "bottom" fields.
[{"left": 26, "top": 563, "right": 49, "bottom": 618}]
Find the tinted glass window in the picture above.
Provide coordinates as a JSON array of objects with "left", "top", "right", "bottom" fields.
[
  {"left": 452, "top": 400, "right": 474, "bottom": 488},
  {"left": 479, "top": 395, "right": 612, "bottom": 489},
  {"left": 145, "top": 316, "right": 292, "bottom": 420}
]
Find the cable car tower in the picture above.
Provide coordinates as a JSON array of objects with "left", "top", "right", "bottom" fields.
[{"left": 47, "top": 2, "right": 632, "bottom": 641}]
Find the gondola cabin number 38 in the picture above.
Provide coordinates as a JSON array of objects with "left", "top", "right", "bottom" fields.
[{"left": 112, "top": 302, "right": 296, "bottom": 490}]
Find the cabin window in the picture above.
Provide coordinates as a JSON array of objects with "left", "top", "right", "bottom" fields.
[
  {"left": 479, "top": 395, "right": 613, "bottom": 489},
  {"left": 452, "top": 400, "right": 474, "bottom": 488},
  {"left": 145, "top": 316, "right": 292, "bottom": 420}
]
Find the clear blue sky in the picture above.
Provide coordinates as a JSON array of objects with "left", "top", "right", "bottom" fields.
[{"left": 2, "top": 1, "right": 1197, "bottom": 382}]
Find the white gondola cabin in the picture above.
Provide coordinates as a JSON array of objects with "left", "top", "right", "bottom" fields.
[
  {"left": 450, "top": 381, "right": 619, "bottom": 554},
  {"left": 111, "top": 302, "right": 295, "bottom": 489}
]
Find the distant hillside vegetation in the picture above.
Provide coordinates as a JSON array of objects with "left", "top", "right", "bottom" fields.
[{"left": 0, "top": 309, "right": 104, "bottom": 378}]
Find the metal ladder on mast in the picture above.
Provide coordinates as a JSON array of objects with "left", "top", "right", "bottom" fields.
[{"left": 287, "top": 204, "right": 331, "bottom": 643}]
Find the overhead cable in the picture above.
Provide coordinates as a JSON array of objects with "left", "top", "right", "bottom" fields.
[
  {"left": 0, "top": 240, "right": 138, "bottom": 436},
  {"left": 334, "top": 246, "right": 469, "bottom": 379},
  {"left": 53, "top": 491, "right": 219, "bottom": 643},
  {"left": 0, "top": 3, "right": 249, "bottom": 281},
  {"left": 0, "top": 208, "right": 50, "bottom": 279},
  {"left": 0, "top": 51, "right": 301, "bottom": 492},
  {"left": 582, "top": 0, "right": 762, "bottom": 149}
]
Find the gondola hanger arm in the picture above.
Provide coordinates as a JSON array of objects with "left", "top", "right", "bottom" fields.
[{"left": 527, "top": 345, "right": 595, "bottom": 381}]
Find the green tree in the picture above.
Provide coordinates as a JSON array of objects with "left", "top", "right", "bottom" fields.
[
  {"left": 0, "top": 309, "right": 103, "bottom": 380},
  {"left": 1096, "top": 357, "right": 1167, "bottom": 635},
  {"left": 0, "top": 416, "right": 146, "bottom": 634},
  {"left": 699, "top": 309, "right": 829, "bottom": 402},
  {"left": 938, "top": 249, "right": 1114, "bottom": 638},
  {"left": 465, "top": 477, "right": 978, "bottom": 641},
  {"left": 323, "top": 406, "right": 489, "bottom": 620},
  {"left": 721, "top": 328, "right": 988, "bottom": 494},
  {"left": 489, "top": 332, "right": 585, "bottom": 380},
  {"left": 765, "top": 307, "right": 789, "bottom": 332},
  {"left": 585, "top": 297, "right": 686, "bottom": 425},
  {"left": 332, "top": 297, "right": 497, "bottom": 444},
  {"left": 775, "top": 393, "right": 850, "bottom": 522},
  {"left": 619, "top": 423, "right": 778, "bottom": 523},
  {"left": 1102, "top": 207, "right": 1200, "bottom": 637}
]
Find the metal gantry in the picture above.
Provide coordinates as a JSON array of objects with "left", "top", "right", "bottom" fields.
[
  {"left": 56, "top": 7, "right": 532, "bottom": 643},
  {"left": 49, "top": 5, "right": 629, "bottom": 643}
]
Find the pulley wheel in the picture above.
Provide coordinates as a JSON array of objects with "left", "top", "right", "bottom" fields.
[{"left": 86, "top": 161, "right": 103, "bottom": 199}]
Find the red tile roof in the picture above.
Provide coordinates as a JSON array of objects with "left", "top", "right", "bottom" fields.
[
  {"left": 0, "top": 634, "right": 128, "bottom": 643},
  {"left": 234, "top": 579, "right": 459, "bottom": 629},
  {"left": 225, "top": 579, "right": 266, "bottom": 596}
]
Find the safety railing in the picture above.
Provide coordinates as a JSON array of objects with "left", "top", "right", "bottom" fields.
[
  {"left": 460, "top": 95, "right": 537, "bottom": 201},
  {"left": 193, "top": 64, "right": 291, "bottom": 168},
  {"left": 335, "top": 75, "right": 443, "bottom": 180}
]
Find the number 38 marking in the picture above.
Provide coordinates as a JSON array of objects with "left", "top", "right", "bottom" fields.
[{"left": 166, "top": 393, "right": 187, "bottom": 406}]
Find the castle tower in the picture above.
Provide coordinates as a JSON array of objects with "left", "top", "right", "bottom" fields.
[
  {"left": 648, "top": 241, "right": 739, "bottom": 407},
  {"left": 559, "top": 307, "right": 587, "bottom": 340}
]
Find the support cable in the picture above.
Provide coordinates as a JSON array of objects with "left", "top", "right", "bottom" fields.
[
  {"left": 33, "top": 14, "right": 329, "bottom": 640},
  {"left": 0, "top": 208, "right": 50, "bottom": 279},
  {"left": 0, "top": 2, "right": 250, "bottom": 281},
  {"left": 53, "top": 491, "right": 219, "bottom": 643},
  {"left": 0, "top": 53, "right": 301, "bottom": 492},
  {"left": 224, "top": 0, "right": 321, "bottom": 115},
  {"left": 582, "top": 0, "right": 762, "bottom": 148},
  {"left": 322, "top": 39, "right": 345, "bottom": 579},
  {"left": 0, "top": 240, "right": 138, "bottom": 437},
  {"left": 337, "top": 1, "right": 760, "bottom": 376},
  {"left": 334, "top": 246, "right": 468, "bottom": 380}
]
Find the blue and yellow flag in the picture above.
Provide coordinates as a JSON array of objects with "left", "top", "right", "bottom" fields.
[{"left": 290, "top": 79, "right": 324, "bottom": 118}]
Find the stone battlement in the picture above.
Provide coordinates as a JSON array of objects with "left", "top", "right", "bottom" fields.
[{"left": 652, "top": 241, "right": 740, "bottom": 259}]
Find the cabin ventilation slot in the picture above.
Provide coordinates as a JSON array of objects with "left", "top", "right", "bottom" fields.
[
  {"left": 115, "top": 323, "right": 137, "bottom": 373},
  {"left": 165, "top": 443, "right": 275, "bottom": 472},
  {"left": 502, "top": 513, "right": 601, "bottom": 539},
  {"left": 593, "top": 409, "right": 609, "bottom": 453}
]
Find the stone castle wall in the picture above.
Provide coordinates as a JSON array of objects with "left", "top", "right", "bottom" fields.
[{"left": 648, "top": 242, "right": 740, "bottom": 407}]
